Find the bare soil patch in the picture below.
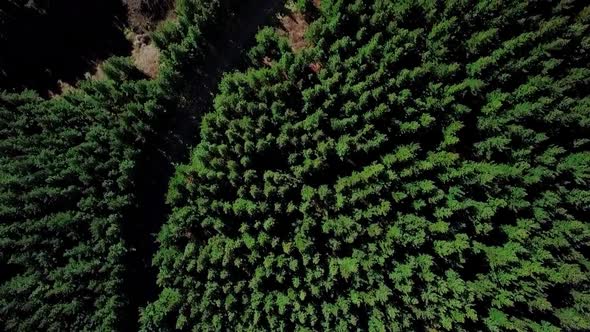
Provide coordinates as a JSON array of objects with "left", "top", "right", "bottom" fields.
[
  {"left": 279, "top": 11, "right": 310, "bottom": 52},
  {"left": 131, "top": 34, "right": 160, "bottom": 78}
]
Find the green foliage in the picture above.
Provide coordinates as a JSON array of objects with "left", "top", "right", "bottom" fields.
[
  {"left": 293, "top": 0, "right": 316, "bottom": 14},
  {"left": 147, "top": 0, "right": 590, "bottom": 330},
  {"left": 153, "top": 0, "right": 242, "bottom": 94},
  {"left": 1, "top": 0, "right": 243, "bottom": 329},
  {"left": 0, "top": 59, "right": 160, "bottom": 330}
]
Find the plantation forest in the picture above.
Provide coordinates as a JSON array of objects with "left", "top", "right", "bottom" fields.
[{"left": 1, "top": 0, "right": 589, "bottom": 331}]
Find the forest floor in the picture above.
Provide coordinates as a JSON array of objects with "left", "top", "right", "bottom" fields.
[
  {"left": 0, "top": 1, "right": 131, "bottom": 94},
  {"left": 279, "top": 10, "right": 311, "bottom": 51},
  {"left": 125, "top": 0, "right": 175, "bottom": 34},
  {"left": 54, "top": 0, "right": 173, "bottom": 93},
  {"left": 89, "top": 1, "right": 172, "bottom": 83}
]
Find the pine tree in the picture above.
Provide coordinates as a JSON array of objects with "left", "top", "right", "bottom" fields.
[
  {"left": 0, "top": 59, "right": 160, "bottom": 331},
  {"left": 146, "top": 0, "right": 590, "bottom": 330}
]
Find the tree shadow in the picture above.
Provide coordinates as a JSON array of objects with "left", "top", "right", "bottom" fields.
[{"left": 0, "top": 0, "right": 131, "bottom": 94}]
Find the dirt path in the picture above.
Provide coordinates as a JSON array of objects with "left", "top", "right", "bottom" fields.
[{"left": 120, "top": 1, "right": 284, "bottom": 329}]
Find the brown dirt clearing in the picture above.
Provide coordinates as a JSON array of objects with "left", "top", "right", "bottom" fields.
[{"left": 279, "top": 11, "right": 310, "bottom": 52}]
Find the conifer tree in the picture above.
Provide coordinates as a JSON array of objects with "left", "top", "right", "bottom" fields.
[
  {"left": 1, "top": 0, "right": 248, "bottom": 329},
  {"left": 0, "top": 59, "right": 159, "bottom": 331},
  {"left": 146, "top": 0, "right": 590, "bottom": 330}
]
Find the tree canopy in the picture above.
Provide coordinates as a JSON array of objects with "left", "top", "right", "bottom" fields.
[
  {"left": 0, "top": 0, "right": 247, "bottom": 330},
  {"left": 0, "top": 59, "right": 159, "bottom": 331},
  {"left": 1, "top": 0, "right": 589, "bottom": 331},
  {"left": 145, "top": 0, "right": 590, "bottom": 330}
]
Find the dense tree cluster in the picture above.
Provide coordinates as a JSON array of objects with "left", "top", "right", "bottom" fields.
[
  {"left": 0, "top": 0, "right": 246, "bottom": 330},
  {"left": 1, "top": 0, "right": 589, "bottom": 330},
  {"left": 0, "top": 59, "right": 159, "bottom": 331},
  {"left": 146, "top": 0, "right": 590, "bottom": 330},
  {"left": 152, "top": 0, "right": 242, "bottom": 93}
]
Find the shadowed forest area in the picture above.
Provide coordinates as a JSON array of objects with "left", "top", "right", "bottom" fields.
[
  {"left": 0, "top": 0, "right": 178, "bottom": 94},
  {"left": 0, "top": 0, "right": 130, "bottom": 93},
  {"left": 3, "top": 0, "right": 289, "bottom": 329},
  {"left": 1, "top": 1, "right": 289, "bottom": 329}
]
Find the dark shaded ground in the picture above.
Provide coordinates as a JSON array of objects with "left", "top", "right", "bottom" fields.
[
  {"left": 125, "top": 0, "right": 175, "bottom": 33},
  {"left": 120, "top": 0, "right": 285, "bottom": 329},
  {"left": 0, "top": 0, "right": 131, "bottom": 94},
  {"left": 171, "top": 0, "right": 287, "bottom": 159}
]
